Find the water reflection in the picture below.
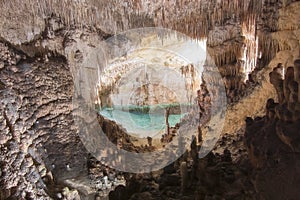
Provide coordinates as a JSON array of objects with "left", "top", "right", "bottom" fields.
[{"left": 99, "top": 105, "right": 188, "bottom": 138}]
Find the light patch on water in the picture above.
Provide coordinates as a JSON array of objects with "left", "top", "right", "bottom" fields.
[{"left": 99, "top": 107, "right": 187, "bottom": 138}]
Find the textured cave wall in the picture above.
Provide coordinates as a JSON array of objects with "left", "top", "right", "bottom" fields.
[
  {"left": 244, "top": 58, "right": 300, "bottom": 199},
  {"left": 243, "top": 3, "right": 300, "bottom": 198},
  {"left": 0, "top": 0, "right": 300, "bottom": 199},
  {"left": 218, "top": 0, "right": 300, "bottom": 135},
  {"left": 0, "top": 25, "right": 110, "bottom": 198},
  {"left": 0, "top": 43, "right": 89, "bottom": 199}
]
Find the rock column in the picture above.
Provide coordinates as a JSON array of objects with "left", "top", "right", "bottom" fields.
[
  {"left": 283, "top": 67, "right": 294, "bottom": 104},
  {"left": 269, "top": 63, "right": 284, "bottom": 104},
  {"left": 294, "top": 59, "right": 300, "bottom": 102}
]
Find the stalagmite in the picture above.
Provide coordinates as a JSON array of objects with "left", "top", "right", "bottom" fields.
[
  {"left": 266, "top": 98, "right": 277, "bottom": 119},
  {"left": 267, "top": 59, "right": 300, "bottom": 122},
  {"left": 294, "top": 59, "right": 300, "bottom": 102},
  {"left": 288, "top": 81, "right": 298, "bottom": 105},
  {"left": 269, "top": 64, "right": 284, "bottom": 104},
  {"left": 165, "top": 108, "right": 170, "bottom": 136},
  {"left": 197, "top": 126, "right": 203, "bottom": 144},
  {"left": 147, "top": 137, "right": 152, "bottom": 147},
  {"left": 284, "top": 67, "right": 294, "bottom": 103},
  {"left": 180, "top": 161, "right": 188, "bottom": 193},
  {"left": 190, "top": 135, "right": 198, "bottom": 164}
]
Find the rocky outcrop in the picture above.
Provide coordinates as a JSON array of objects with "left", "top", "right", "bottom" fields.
[
  {"left": 245, "top": 58, "right": 300, "bottom": 199},
  {"left": 107, "top": 131, "right": 256, "bottom": 200},
  {"left": 97, "top": 114, "right": 159, "bottom": 153},
  {"left": 0, "top": 43, "right": 89, "bottom": 199}
]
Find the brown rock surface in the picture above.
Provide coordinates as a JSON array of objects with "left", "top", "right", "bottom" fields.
[
  {"left": 0, "top": 46, "right": 88, "bottom": 198},
  {"left": 245, "top": 58, "right": 300, "bottom": 199}
]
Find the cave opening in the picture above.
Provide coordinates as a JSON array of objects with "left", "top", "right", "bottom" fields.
[{"left": 94, "top": 28, "right": 207, "bottom": 149}]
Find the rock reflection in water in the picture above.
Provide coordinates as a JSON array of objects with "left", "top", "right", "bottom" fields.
[{"left": 99, "top": 105, "right": 188, "bottom": 138}]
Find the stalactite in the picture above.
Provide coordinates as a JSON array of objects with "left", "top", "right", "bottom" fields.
[
  {"left": 240, "top": 10, "right": 259, "bottom": 82},
  {"left": 2, "top": 0, "right": 281, "bottom": 104},
  {"left": 257, "top": 32, "right": 280, "bottom": 68},
  {"left": 211, "top": 45, "right": 241, "bottom": 67}
]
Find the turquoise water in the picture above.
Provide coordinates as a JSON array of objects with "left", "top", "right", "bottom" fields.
[{"left": 99, "top": 107, "right": 186, "bottom": 137}]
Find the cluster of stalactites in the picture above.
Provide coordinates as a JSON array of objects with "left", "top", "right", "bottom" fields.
[
  {"left": 1, "top": 0, "right": 272, "bottom": 82},
  {"left": 268, "top": 59, "right": 300, "bottom": 122},
  {"left": 240, "top": 14, "right": 259, "bottom": 82},
  {"left": 0, "top": 0, "right": 265, "bottom": 39},
  {"left": 258, "top": 33, "right": 280, "bottom": 68},
  {"left": 181, "top": 64, "right": 197, "bottom": 103}
]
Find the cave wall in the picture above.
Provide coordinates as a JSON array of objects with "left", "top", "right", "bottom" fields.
[
  {"left": 0, "top": 47, "right": 88, "bottom": 198},
  {"left": 245, "top": 58, "right": 300, "bottom": 199}
]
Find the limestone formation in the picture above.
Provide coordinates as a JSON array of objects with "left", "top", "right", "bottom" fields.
[
  {"left": 269, "top": 63, "right": 284, "bottom": 104},
  {"left": 197, "top": 81, "right": 212, "bottom": 124},
  {"left": 284, "top": 67, "right": 294, "bottom": 103},
  {"left": 268, "top": 60, "right": 300, "bottom": 121},
  {"left": 147, "top": 136, "right": 153, "bottom": 147},
  {"left": 245, "top": 58, "right": 300, "bottom": 199},
  {"left": 294, "top": 59, "right": 300, "bottom": 102},
  {"left": 190, "top": 135, "right": 198, "bottom": 165},
  {"left": 165, "top": 108, "right": 170, "bottom": 136},
  {"left": 180, "top": 161, "right": 188, "bottom": 193},
  {"left": 288, "top": 80, "right": 298, "bottom": 99},
  {"left": 197, "top": 126, "right": 203, "bottom": 144},
  {"left": 266, "top": 98, "right": 276, "bottom": 119}
]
